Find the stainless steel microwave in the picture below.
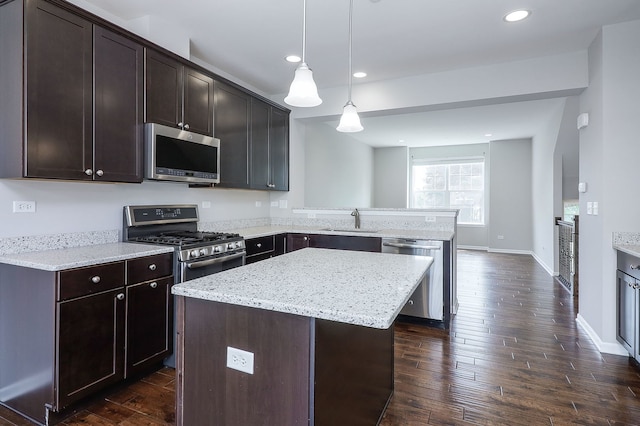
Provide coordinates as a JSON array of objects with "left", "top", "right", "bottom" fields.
[{"left": 145, "top": 123, "right": 220, "bottom": 184}]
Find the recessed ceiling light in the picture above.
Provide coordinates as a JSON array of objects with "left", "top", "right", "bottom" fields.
[
  {"left": 285, "top": 55, "right": 301, "bottom": 63},
  {"left": 504, "top": 10, "right": 531, "bottom": 22},
  {"left": 353, "top": 72, "right": 367, "bottom": 78}
]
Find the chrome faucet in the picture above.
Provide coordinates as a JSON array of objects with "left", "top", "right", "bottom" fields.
[{"left": 351, "top": 208, "right": 361, "bottom": 229}]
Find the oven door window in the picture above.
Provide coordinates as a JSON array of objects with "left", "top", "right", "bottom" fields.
[{"left": 181, "top": 253, "right": 245, "bottom": 282}]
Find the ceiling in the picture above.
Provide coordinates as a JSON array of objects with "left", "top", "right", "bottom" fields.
[{"left": 80, "top": 0, "right": 640, "bottom": 147}]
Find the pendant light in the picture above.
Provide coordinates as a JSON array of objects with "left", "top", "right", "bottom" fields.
[
  {"left": 337, "top": 0, "right": 363, "bottom": 132},
  {"left": 284, "top": 0, "right": 322, "bottom": 107}
]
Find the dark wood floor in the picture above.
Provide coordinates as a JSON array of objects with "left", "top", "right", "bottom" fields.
[{"left": 2, "top": 250, "right": 639, "bottom": 425}]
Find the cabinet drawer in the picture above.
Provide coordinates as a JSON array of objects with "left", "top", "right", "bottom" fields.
[
  {"left": 127, "top": 253, "right": 173, "bottom": 284},
  {"left": 246, "top": 236, "right": 274, "bottom": 257},
  {"left": 59, "top": 262, "right": 125, "bottom": 301},
  {"left": 618, "top": 251, "right": 640, "bottom": 280}
]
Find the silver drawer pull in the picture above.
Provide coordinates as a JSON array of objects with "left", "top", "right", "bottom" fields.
[
  {"left": 116, "top": 293, "right": 125, "bottom": 300},
  {"left": 148, "top": 264, "right": 157, "bottom": 271},
  {"left": 150, "top": 282, "right": 158, "bottom": 289},
  {"left": 631, "top": 264, "right": 640, "bottom": 270},
  {"left": 256, "top": 243, "right": 262, "bottom": 248},
  {"left": 91, "top": 276, "right": 101, "bottom": 284}
]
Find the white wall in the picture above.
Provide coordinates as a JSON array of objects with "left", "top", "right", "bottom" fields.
[
  {"left": 0, "top": 180, "right": 271, "bottom": 238},
  {"left": 488, "top": 139, "right": 533, "bottom": 252},
  {"left": 373, "top": 147, "right": 408, "bottom": 208},
  {"left": 304, "top": 124, "right": 374, "bottom": 208},
  {"left": 579, "top": 19, "right": 640, "bottom": 350}
]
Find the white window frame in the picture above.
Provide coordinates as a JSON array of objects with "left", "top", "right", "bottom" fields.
[{"left": 410, "top": 157, "right": 485, "bottom": 225}]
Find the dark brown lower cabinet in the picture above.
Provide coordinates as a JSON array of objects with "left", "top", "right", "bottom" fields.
[
  {"left": 0, "top": 253, "right": 173, "bottom": 425},
  {"left": 286, "top": 233, "right": 382, "bottom": 253},
  {"left": 57, "top": 288, "right": 126, "bottom": 409},
  {"left": 176, "top": 297, "right": 393, "bottom": 426}
]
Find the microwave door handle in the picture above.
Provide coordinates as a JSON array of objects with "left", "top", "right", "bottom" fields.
[
  {"left": 382, "top": 242, "right": 441, "bottom": 250},
  {"left": 186, "top": 251, "right": 246, "bottom": 269}
]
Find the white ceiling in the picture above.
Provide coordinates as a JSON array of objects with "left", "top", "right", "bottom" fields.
[{"left": 81, "top": 0, "right": 640, "bottom": 147}]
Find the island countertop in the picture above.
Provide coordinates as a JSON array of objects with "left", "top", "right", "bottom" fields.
[{"left": 172, "top": 247, "right": 433, "bottom": 329}]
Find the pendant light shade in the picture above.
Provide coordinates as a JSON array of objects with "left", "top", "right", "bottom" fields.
[
  {"left": 337, "top": 101, "right": 363, "bottom": 132},
  {"left": 285, "top": 0, "right": 322, "bottom": 107},
  {"left": 284, "top": 62, "right": 322, "bottom": 107},
  {"left": 337, "top": 0, "right": 363, "bottom": 132}
]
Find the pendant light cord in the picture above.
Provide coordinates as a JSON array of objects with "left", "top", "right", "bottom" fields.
[
  {"left": 302, "top": 0, "right": 308, "bottom": 63},
  {"left": 347, "top": 0, "right": 354, "bottom": 102}
]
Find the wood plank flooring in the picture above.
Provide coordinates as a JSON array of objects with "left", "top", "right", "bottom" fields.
[{"left": 1, "top": 250, "right": 639, "bottom": 425}]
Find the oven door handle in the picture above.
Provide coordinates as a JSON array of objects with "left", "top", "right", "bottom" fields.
[
  {"left": 186, "top": 251, "right": 246, "bottom": 269},
  {"left": 382, "top": 242, "right": 441, "bottom": 251}
]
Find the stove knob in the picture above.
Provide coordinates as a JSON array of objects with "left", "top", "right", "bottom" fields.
[
  {"left": 199, "top": 248, "right": 207, "bottom": 256},
  {"left": 227, "top": 243, "right": 235, "bottom": 250},
  {"left": 214, "top": 246, "right": 222, "bottom": 253},
  {"left": 190, "top": 250, "right": 200, "bottom": 258}
]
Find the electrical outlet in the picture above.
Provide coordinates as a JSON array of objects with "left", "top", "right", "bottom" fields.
[
  {"left": 270, "top": 201, "right": 278, "bottom": 207},
  {"left": 201, "top": 201, "right": 211, "bottom": 209},
  {"left": 255, "top": 201, "right": 262, "bottom": 207},
  {"left": 425, "top": 216, "right": 436, "bottom": 222},
  {"left": 13, "top": 201, "right": 36, "bottom": 213},
  {"left": 497, "top": 235, "right": 505, "bottom": 240},
  {"left": 279, "top": 200, "right": 288, "bottom": 209},
  {"left": 307, "top": 213, "right": 316, "bottom": 219},
  {"left": 226, "top": 346, "right": 254, "bottom": 374}
]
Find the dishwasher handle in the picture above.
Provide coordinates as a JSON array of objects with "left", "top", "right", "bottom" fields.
[
  {"left": 186, "top": 251, "right": 246, "bottom": 269},
  {"left": 382, "top": 242, "right": 441, "bottom": 251}
]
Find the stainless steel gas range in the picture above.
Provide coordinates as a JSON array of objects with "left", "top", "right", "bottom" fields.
[{"left": 123, "top": 204, "right": 246, "bottom": 284}]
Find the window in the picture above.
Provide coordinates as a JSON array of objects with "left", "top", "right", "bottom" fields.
[{"left": 411, "top": 158, "right": 485, "bottom": 225}]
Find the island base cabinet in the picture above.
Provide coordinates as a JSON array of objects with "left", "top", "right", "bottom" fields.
[{"left": 176, "top": 297, "right": 394, "bottom": 426}]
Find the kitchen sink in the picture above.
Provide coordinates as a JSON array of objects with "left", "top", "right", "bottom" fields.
[{"left": 322, "top": 228, "right": 379, "bottom": 233}]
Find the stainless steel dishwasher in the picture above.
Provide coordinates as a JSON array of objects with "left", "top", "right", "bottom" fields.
[{"left": 382, "top": 238, "right": 443, "bottom": 321}]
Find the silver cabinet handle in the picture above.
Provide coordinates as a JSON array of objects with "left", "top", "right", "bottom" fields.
[
  {"left": 96, "top": 169, "right": 104, "bottom": 177},
  {"left": 84, "top": 169, "right": 93, "bottom": 176},
  {"left": 91, "top": 276, "right": 101, "bottom": 284},
  {"left": 303, "top": 236, "right": 308, "bottom": 241},
  {"left": 631, "top": 264, "right": 640, "bottom": 270},
  {"left": 177, "top": 122, "right": 183, "bottom": 128},
  {"left": 407, "top": 300, "right": 414, "bottom": 305},
  {"left": 148, "top": 264, "right": 157, "bottom": 271},
  {"left": 184, "top": 124, "right": 190, "bottom": 130},
  {"left": 267, "top": 183, "right": 275, "bottom": 188},
  {"left": 116, "top": 293, "right": 125, "bottom": 300},
  {"left": 150, "top": 282, "right": 158, "bottom": 289},
  {"left": 256, "top": 243, "right": 262, "bottom": 248}
]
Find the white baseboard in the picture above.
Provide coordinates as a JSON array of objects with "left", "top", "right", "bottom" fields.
[
  {"left": 576, "top": 313, "right": 629, "bottom": 356},
  {"left": 488, "top": 248, "right": 532, "bottom": 255}
]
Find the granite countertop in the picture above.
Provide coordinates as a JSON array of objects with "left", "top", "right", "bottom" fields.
[
  {"left": 172, "top": 247, "right": 433, "bottom": 329},
  {"left": 231, "top": 225, "right": 455, "bottom": 241},
  {"left": 613, "top": 244, "right": 640, "bottom": 258},
  {"left": 0, "top": 243, "right": 174, "bottom": 271}
]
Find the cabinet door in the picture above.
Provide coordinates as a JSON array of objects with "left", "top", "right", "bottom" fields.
[
  {"left": 286, "top": 234, "right": 310, "bottom": 252},
  {"left": 310, "top": 234, "right": 382, "bottom": 252},
  {"left": 94, "top": 27, "right": 144, "bottom": 183},
  {"left": 214, "top": 81, "right": 250, "bottom": 188},
  {"left": 125, "top": 277, "right": 173, "bottom": 377},
  {"left": 25, "top": 0, "right": 92, "bottom": 180},
  {"left": 269, "top": 107, "right": 290, "bottom": 191},
  {"left": 249, "top": 98, "right": 270, "bottom": 190},
  {"left": 57, "top": 288, "right": 125, "bottom": 409},
  {"left": 617, "top": 270, "right": 637, "bottom": 355},
  {"left": 184, "top": 68, "right": 214, "bottom": 136},
  {"left": 145, "top": 49, "right": 183, "bottom": 129}
]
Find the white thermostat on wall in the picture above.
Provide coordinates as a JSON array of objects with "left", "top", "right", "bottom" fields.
[{"left": 578, "top": 182, "right": 587, "bottom": 193}]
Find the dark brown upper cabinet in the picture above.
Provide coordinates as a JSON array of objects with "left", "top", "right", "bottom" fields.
[
  {"left": 0, "top": 0, "right": 144, "bottom": 182},
  {"left": 250, "top": 99, "right": 290, "bottom": 191},
  {"left": 214, "top": 81, "right": 251, "bottom": 188},
  {"left": 145, "top": 49, "right": 214, "bottom": 136}
]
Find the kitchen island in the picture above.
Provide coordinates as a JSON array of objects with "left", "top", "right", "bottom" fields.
[{"left": 172, "top": 248, "right": 433, "bottom": 425}]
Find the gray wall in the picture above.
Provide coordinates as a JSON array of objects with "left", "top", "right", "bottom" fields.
[
  {"left": 304, "top": 124, "right": 374, "bottom": 208},
  {"left": 373, "top": 147, "right": 408, "bottom": 208},
  {"left": 578, "top": 19, "right": 640, "bottom": 350},
  {"left": 488, "top": 139, "right": 533, "bottom": 252}
]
